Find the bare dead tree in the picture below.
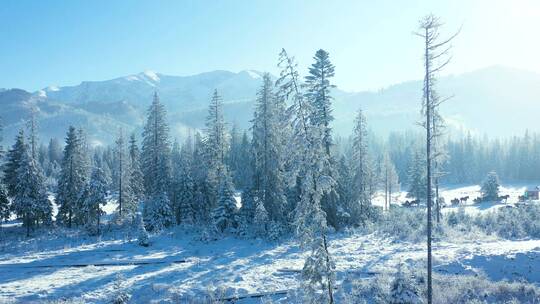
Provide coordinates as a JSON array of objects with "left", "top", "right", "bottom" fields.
[{"left": 414, "top": 14, "right": 459, "bottom": 304}]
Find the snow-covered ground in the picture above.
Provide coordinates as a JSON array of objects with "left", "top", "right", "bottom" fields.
[
  {"left": 0, "top": 184, "right": 539, "bottom": 303},
  {"left": 373, "top": 184, "right": 535, "bottom": 215}
]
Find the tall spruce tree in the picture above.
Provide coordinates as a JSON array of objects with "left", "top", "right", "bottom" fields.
[
  {"left": 128, "top": 134, "right": 145, "bottom": 202},
  {"left": 204, "top": 89, "right": 229, "bottom": 214},
  {"left": 305, "top": 49, "right": 339, "bottom": 228},
  {"left": 13, "top": 143, "right": 51, "bottom": 236},
  {"left": 176, "top": 135, "right": 196, "bottom": 225},
  {"left": 351, "top": 109, "right": 373, "bottom": 224},
  {"left": 141, "top": 92, "right": 173, "bottom": 229},
  {"left": 251, "top": 73, "right": 288, "bottom": 222},
  {"left": 141, "top": 92, "right": 171, "bottom": 196},
  {"left": 57, "top": 126, "right": 89, "bottom": 227}
]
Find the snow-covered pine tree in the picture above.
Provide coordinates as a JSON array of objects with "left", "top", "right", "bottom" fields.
[
  {"left": 13, "top": 143, "right": 51, "bottom": 236},
  {"left": 0, "top": 115, "right": 3, "bottom": 159},
  {"left": 0, "top": 122, "right": 10, "bottom": 228},
  {"left": 204, "top": 89, "right": 229, "bottom": 203},
  {"left": 192, "top": 131, "right": 212, "bottom": 221},
  {"left": 113, "top": 129, "right": 135, "bottom": 217},
  {"left": 382, "top": 153, "right": 400, "bottom": 210},
  {"left": 143, "top": 192, "right": 173, "bottom": 231},
  {"left": 2, "top": 130, "right": 26, "bottom": 198},
  {"left": 304, "top": 49, "right": 335, "bottom": 157},
  {"left": 251, "top": 73, "right": 288, "bottom": 223},
  {"left": 335, "top": 155, "right": 353, "bottom": 225},
  {"left": 141, "top": 92, "right": 173, "bottom": 228},
  {"left": 304, "top": 49, "right": 339, "bottom": 228},
  {"left": 136, "top": 212, "right": 149, "bottom": 247},
  {"left": 211, "top": 170, "right": 238, "bottom": 233},
  {"left": 25, "top": 106, "right": 39, "bottom": 161},
  {"left": 56, "top": 126, "right": 89, "bottom": 227},
  {"left": 481, "top": 171, "right": 500, "bottom": 201},
  {"left": 141, "top": 91, "right": 171, "bottom": 196},
  {"left": 0, "top": 183, "right": 9, "bottom": 229},
  {"left": 276, "top": 49, "right": 335, "bottom": 303},
  {"left": 407, "top": 150, "right": 427, "bottom": 202},
  {"left": 81, "top": 167, "right": 108, "bottom": 235},
  {"left": 128, "top": 134, "right": 145, "bottom": 202},
  {"left": 176, "top": 135, "right": 196, "bottom": 225},
  {"left": 253, "top": 198, "right": 269, "bottom": 237},
  {"left": 170, "top": 140, "right": 182, "bottom": 224},
  {"left": 351, "top": 109, "right": 373, "bottom": 224},
  {"left": 237, "top": 131, "right": 254, "bottom": 190}
]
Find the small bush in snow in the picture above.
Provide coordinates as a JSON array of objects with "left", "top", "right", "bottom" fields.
[
  {"left": 388, "top": 264, "right": 423, "bottom": 304},
  {"left": 110, "top": 274, "right": 131, "bottom": 304},
  {"left": 136, "top": 213, "right": 149, "bottom": 247}
]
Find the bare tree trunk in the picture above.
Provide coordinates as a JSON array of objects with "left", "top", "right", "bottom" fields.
[
  {"left": 322, "top": 234, "right": 334, "bottom": 304},
  {"left": 424, "top": 26, "right": 433, "bottom": 304}
]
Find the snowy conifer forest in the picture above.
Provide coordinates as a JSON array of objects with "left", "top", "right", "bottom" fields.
[{"left": 1, "top": 3, "right": 540, "bottom": 304}]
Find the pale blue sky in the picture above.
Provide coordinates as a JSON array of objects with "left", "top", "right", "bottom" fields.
[{"left": 1, "top": 0, "right": 539, "bottom": 92}]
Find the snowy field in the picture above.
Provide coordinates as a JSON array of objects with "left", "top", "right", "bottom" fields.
[
  {"left": 373, "top": 184, "right": 534, "bottom": 215},
  {"left": 0, "top": 184, "right": 539, "bottom": 303}
]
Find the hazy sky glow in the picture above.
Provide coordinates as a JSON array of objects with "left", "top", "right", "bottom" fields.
[{"left": 1, "top": 0, "right": 539, "bottom": 92}]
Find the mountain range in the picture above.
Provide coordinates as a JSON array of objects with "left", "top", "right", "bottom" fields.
[{"left": 0, "top": 66, "right": 538, "bottom": 146}]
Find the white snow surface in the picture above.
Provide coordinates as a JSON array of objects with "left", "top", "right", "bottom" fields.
[{"left": 0, "top": 184, "right": 539, "bottom": 303}]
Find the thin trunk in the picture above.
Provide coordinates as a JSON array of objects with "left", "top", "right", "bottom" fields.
[
  {"left": 322, "top": 234, "right": 334, "bottom": 304},
  {"left": 26, "top": 213, "right": 30, "bottom": 237},
  {"left": 425, "top": 27, "right": 433, "bottom": 304},
  {"left": 97, "top": 203, "right": 101, "bottom": 235},
  {"left": 119, "top": 151, "right": 123, "bottom": 217}
]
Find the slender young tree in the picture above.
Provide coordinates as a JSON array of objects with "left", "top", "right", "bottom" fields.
[
  {"left": 114, "top": 129, "right": 134, "bottom": 217},
  {"left": 204, "top": 89, "right": 229, "bottom": 212},
  {"left": 351, "top": 109, "right": 372, "bottom": 224},
  {"left": 81, "top": 167, "right": 108, "bottom": 235},
  {"left": 414, "top": 14, "right": 459, "bottom": 303},
  {"left": 382, "top": 153, "right": 399, "bottom": 211},
  {"left": 128, "top": 134, "right": 145, "bottom": 202},
  {"left": 26, "top": 106, "right": 39, "bottom": 161}
]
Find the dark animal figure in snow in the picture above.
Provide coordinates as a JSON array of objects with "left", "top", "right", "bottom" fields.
[
  {"left": 459, "top": 196, "right": 469, "bottom": 204},
  {"left": 499, "top": 194, "right": 510, "bottom": 203}
]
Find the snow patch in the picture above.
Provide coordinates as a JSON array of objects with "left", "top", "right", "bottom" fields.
[
  {"left": 244, "top": 70, "right": 262, "bottom": 79},
  {"left": 142, "top": 70, "right": 160, "bottom": 82}
]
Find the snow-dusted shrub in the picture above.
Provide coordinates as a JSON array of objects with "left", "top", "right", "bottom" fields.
[
  {"left": 474, "top": 204, "right": 540, "bottom": 239},
  {"left": 110, "top": 274, "right": 131, "bottom": 304},
  {"left": 136, "top": 212, "right": 149, "bottom": 247},
  {"left": 388, "top": 264, "right": 423, "bottom": 304},
  {"left": 378, "top": 207, "right": 426, "bottom": 242},
  {"left": 266, "top": 220, "right": 286, "bottom": 241},
  {"left": 143, "top": 192, "right": 174, "bottom": 232},
  {"left": 432, "top": 273, "right": 540, "bottom": 304}
]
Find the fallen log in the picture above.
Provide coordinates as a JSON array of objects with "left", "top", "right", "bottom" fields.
[{"left": 3, "top": 258, "right": 187, "bottom": 269}]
